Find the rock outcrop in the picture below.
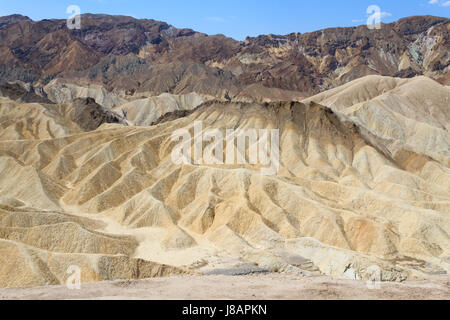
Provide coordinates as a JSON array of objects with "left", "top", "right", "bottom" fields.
[
  {"left": 0, "top": 14, "right": 448, "bottom": 99},
  {"left": 0, "top": 75, "right": 448, "bottom": 288},
  {"left": 0, "top": 12, "right": 448, "bottom": 289}
]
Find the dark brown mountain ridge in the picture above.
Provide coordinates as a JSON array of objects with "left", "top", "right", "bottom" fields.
[{"left": 0, "top": 13, "right": 448, "bottom": 100}]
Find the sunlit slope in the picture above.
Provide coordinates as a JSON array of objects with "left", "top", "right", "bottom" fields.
[
  {"left": 0, "top": 87, "right": 448, "bottom": 287},
  {"left": 303, "top": 75, "right": 450, "bottom": 165}
]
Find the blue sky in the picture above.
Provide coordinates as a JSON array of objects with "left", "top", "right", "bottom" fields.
[{"left": 0, "top": 0, "right": 449, "bottom": 40}]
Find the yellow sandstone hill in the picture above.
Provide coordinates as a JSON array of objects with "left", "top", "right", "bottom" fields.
[{"left": 0, "top": 75, "right": 448, "bottom": 288}]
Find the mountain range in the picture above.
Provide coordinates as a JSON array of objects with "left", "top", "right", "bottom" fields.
[
  {"left": 0, "top": 14, "right": 449, "bottom": 293},
  {"left": 0, "top": 14, "right": 448, "bottom": 101}
]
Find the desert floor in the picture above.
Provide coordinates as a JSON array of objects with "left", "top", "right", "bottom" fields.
[{"left": 1, "top": 274, "right": 449, "bottom": 300}]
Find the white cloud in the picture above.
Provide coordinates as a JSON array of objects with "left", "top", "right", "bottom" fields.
[
  {"left": 380, "top": 11, "right": 392, "bottom": 18},
  {"left": 428, "top": 0, "right": 450, "bottom": 6}
]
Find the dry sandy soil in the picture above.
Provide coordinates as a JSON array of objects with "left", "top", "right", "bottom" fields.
[
  {"left": 0, "top": 75, "right": 449, "bottom": 292},
  {"left": 0, "top": 274, "right": 449, "bottom": 300}
]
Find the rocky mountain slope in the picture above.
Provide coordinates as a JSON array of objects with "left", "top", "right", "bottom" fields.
[
  {"left": 0, "top": 14, "right": 448, "bottom": 100},
  {"left": 0, "top": 75, "right": 448, "bottom": 288},
  {"left": 0, "top": 13, "right": 448, "bottom": 290},
  {"left": 303, "top": 75, "right": 450, "bottom": 165}
]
